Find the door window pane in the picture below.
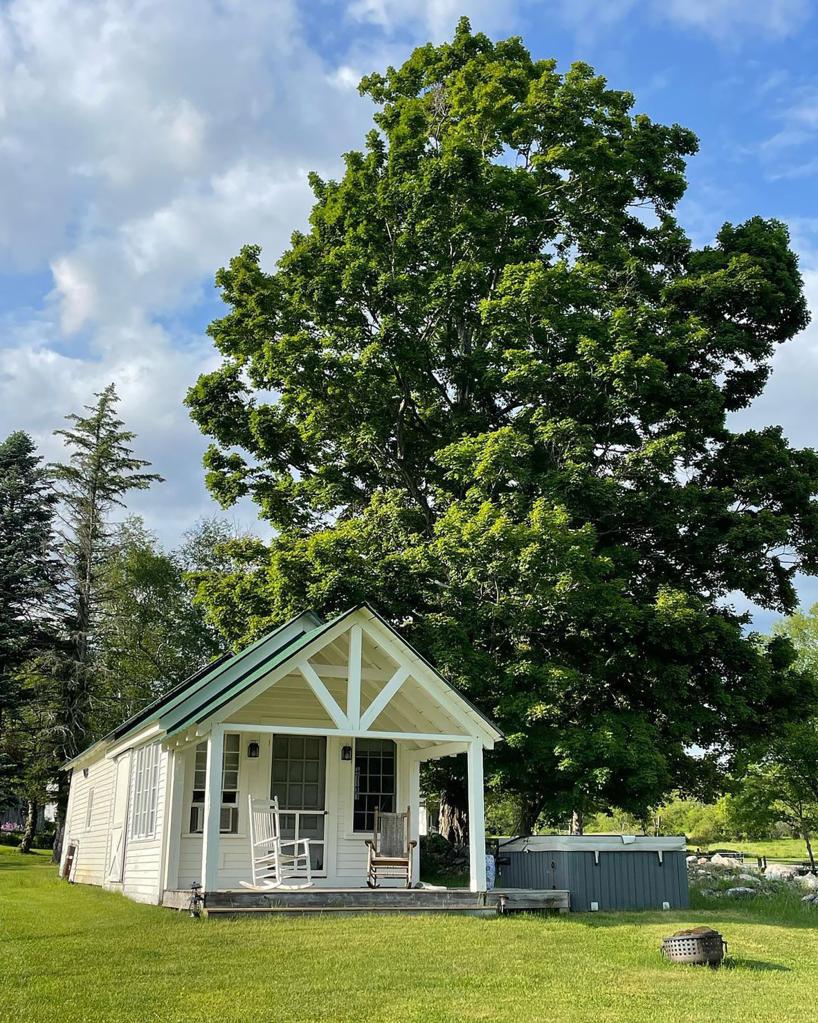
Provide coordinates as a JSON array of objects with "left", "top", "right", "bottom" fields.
[{"left": 271, "top": 735, "right": 326, "bottom": 811}]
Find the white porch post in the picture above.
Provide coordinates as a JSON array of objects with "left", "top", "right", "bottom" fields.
[
  {"left": 408, "top": 754, "right": 421, "bottom": 886},
  {"left": 161, "top": 749, "right": 185, "bottom": 893},
  {"left": 201, "top": 724, "right": 223, "bottom": 893},
  {"left": 467, "top": 740, "right": 487, "bottom": 892}
]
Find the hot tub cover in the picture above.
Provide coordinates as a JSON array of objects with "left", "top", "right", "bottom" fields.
[{"left": 499, "top": 834, "right": 686, "bottom": 853}]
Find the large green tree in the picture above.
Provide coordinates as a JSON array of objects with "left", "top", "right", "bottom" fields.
[{"left": 187, "top": 21, "right": 818, "bottom": 830}]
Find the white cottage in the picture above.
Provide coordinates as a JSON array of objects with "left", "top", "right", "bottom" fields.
[{"left": 60, "top": 603, "right": 502, "bottom": 907}]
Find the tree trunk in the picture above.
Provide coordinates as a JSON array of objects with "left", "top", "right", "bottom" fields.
[
  {"left": 570, "top": 809, "right": 584, "bottom": 835},
  {"left": 804, "top": 830, "right": 816, "bottom": 874},
  {"left": 51, "top": 771, "right": 69, "bottom": 864},
  {"left": 439, "top": 784, "right": 469, "bottom": 848},
  {"left": 514, "top": 799, "right": 543, "bottom": 837},
  {"left": 19, "top": 798, "right": 38, "bottom": 854}
]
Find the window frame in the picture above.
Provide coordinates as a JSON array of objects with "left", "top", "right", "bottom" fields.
[
  {"left": 352, "top": 738, "right": 398, "bottom": 834},
  {"left": 129, "top": 742, "right": 161, "bottom": 841},
  {"left": 188, "top": 733, "right": 242, "bottom": 836},
  {"left": 85, "top": 787, "right": 95, "bottom": 830}
]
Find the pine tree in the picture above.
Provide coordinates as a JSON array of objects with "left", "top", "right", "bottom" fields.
[
  {"left": 50, "top": 385, "right": 162, "bottom": 856},
  {"left": 0, "top": 432, "right": 58, "bottom": 827}
]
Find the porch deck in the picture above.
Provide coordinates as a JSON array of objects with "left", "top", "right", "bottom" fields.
[{"left": 162, "top": 887, "right": 571, "bottom": 916}]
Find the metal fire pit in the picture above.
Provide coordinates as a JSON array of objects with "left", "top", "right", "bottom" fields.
[{"left": 662, "top": 927, "right": 726, "bottom": 967}]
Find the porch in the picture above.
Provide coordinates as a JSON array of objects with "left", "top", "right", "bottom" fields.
[{"left": 157, "top": 606, "right": 503, "bottom": 896}]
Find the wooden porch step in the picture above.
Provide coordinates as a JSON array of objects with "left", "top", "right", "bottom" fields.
[
  {"left": 493, "top": 889, "right": 570, "bottom": 914},
  {"left": 163, "top": 887, "right": 570, "bottom": 916}
]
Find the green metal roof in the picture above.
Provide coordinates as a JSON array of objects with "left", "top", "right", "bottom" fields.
[{"left": 161, "top": 609, "right": 356, "bottom": 737}]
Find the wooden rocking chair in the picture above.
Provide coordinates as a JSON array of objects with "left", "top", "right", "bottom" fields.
[
  {"left": 240, "top": 796, "right": 313, "bottom": 891},
  {"left": 365, "top": 806, "right": 416, "bottom": 888}
]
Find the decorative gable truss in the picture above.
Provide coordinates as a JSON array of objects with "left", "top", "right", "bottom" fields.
[{"left": 162, "top": 606, "right": 500, "bottom": 751}]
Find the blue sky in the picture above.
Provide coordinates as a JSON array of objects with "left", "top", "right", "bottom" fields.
[{"left": 1, "top": 0, "right": 816, "bottom": 629}]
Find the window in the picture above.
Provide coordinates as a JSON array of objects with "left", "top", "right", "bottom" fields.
[
  {"left": 130, "top": 743, "right": 161, "bottom": 839},
  {"left": 353, "top": 739, "right": 395, "bottom": 832},
  {"left": 85, "top": 788, "right": 95, "bottom": 830},
  {"left": 189, "top": 733, "right": 241, "bottom": 834}
]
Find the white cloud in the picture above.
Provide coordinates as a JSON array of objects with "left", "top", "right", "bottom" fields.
[
  {"left": 0, "top": 0, "right": 378, "bottom": 546},
  {"left": 660, "top": 0, "right": 807, "bottom": 38},
  {"left": 756, "top": 81, "right": 818, "bottom": 179}
]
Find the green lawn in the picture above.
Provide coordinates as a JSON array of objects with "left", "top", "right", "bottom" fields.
[
  {"left": 696, "top": 838, "right": 810, "bottom": 863},
  {"left": 2, "top": 847, "right": 817, "bottom": 1023}
]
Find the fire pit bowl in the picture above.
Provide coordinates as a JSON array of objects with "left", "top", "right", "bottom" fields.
[{"left": 661, "top": 927, "right": 727, "bottom": 967}]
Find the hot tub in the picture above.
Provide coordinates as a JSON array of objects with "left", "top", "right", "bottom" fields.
[{"left": 495, "top": 834, "right": 689, "bottom": 912}]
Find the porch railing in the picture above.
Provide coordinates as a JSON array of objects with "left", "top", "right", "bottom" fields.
[{"left": 277, "top": 809, "right": 328, "bottom": 873}]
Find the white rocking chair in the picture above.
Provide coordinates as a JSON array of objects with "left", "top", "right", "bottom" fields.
[{"left": 240, "top": 796, "right": 313, "bottom": 891}]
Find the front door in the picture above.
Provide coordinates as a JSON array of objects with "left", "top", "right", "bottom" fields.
[{"left": 270, "top": 735, "right": 327, "bottom": 873}]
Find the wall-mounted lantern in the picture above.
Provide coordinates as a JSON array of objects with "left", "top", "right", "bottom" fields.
[
  {"left": 341, "top": 745, "right": 353, "bottom": 761},
  {"left": 247, "top": 741, "right": 260, "bottom": 759}
]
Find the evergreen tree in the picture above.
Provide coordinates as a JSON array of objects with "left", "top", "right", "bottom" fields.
[
  {"left": 50, "top": 384, "right": 162, "bottom": 855},
  {"left": 0, "top": 432, "right": 56, "bottom": 728},
  {"left": 0, "top": 432, "right": 58, "bottom": 835},
  {"left": 187, "top": 22, "right": 818, "bottom": 830}
]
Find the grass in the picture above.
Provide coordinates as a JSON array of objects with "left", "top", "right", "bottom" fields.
[
  {"left": 2, "top": 847, "right": 818, "bottom": 1023},
  {"left": 695, "top": 838, "right": 810, "bottom": 863}
]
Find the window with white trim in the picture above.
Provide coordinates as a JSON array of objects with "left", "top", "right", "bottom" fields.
[
  {"left": 353, "top": 738, "right": 396, "bottom": 832},
  {"left": 130, "top": 743, "right": 161, "bottom": 839},
  {"left": 85, "top": 788, "right": 95, "bottom": 830},
  {"left": 189, "top": 733, "right": 241, "bottom": 835}
]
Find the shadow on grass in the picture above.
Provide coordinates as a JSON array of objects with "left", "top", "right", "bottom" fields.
[
  {"left": 0, "top": 849, "right": 52, "bottom": 871},
  {"left": 723, "top": 957, "right": 791, "bottom": 972}
]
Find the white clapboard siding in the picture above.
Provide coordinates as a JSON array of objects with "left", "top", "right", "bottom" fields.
[
  {"left": 173, "top": 732, "right": 411, "bottom": 890},
  {"left": 64, "top": 755, "right": 117, "bottom": 886}
]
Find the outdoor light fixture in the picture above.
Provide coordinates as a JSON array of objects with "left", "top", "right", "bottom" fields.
[
  {"left": 247, "top": 741, "right": 260, "bottom": 759},
  {"left": 341, "top": 745, "right": 353, "bottom": 761}
]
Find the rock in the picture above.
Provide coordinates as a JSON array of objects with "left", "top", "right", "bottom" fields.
[
  {"left": 801, "top": 894, "right": 816, "bottom": 904},
  {"left": 796, "top": 873, "right": 818, "bottom": 890},
  {"left": 697, "top": 857, "right": 709, "bottom": 865},
  {"left": 738, "top": 873, "right": 759, "bottom": 882},
  {"left": 765, "top": 863, "right": 797, "bottom": 879},
  {"left": 711, "top": 853, "right": 742, "bottom": 868},
  {"left": 725, "top": 886, "right": 756, "bottom": 898},
  {"left": 687, "top": 855, "right": 698, "bottom": 864}
]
